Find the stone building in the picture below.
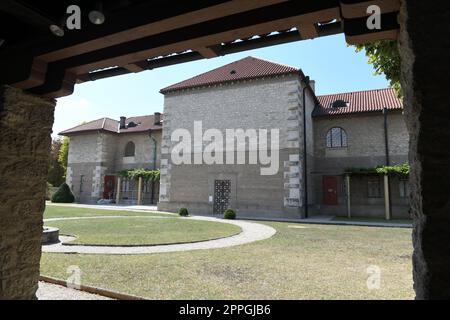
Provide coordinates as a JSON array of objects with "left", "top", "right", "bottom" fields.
[
  {"left": 60, "top": 114, "right": 162, "bottom": 204},
  {"left": 62, "top": 56, "right": 409, "bottom": 219}
]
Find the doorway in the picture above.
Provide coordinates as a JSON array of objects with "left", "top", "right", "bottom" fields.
[
  {"left": 213, "top": 180, "right": 231, "bottom": 215},
  {"left": 103, "top": 175, "right": 116, "bottom": 199},
  {"left": 323, "top": 176, "right": 338, "bottom": 205}
]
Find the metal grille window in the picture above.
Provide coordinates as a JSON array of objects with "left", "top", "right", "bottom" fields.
[
  {"left": 326, "top": 127, "right": 347, "bottom": 148},
  {"left": 399, "top": 179, "right": 410, "bottom": 198},
  {"left": 368, "top": 177, "right": 382, "bottom": 198}
]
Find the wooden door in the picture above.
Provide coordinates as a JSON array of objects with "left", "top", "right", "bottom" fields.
[
  {"left": 103, "top": 175, "right": 115, "bottom": 199},
  {"left": 323, "top": 176, "right": 338, "bottom": 205}
]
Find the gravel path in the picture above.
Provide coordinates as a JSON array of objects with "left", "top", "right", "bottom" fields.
[
  {"left": 37, "top": 282, "right": 112, "bottom": 300},
  {"left": 42, "top": 215, "right": 276, "bottom": 255}
]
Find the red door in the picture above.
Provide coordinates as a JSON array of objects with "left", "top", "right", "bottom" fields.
[
  {"left": 103, "top": 175, "right": 115, "bottom": 199},
  {"left": 323, "top": 176, "right": 338, "bottom": 205}
]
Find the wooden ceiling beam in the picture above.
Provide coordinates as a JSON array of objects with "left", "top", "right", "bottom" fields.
[
  {"left": 195, "top": 45, "right": 222, "bottom": 58},
  {"left": 345, "top": 29, "right": 398, "bottom": 45},
  {"left": 122, "top": 62, "right": 147, "bottom": 73},
  {"left": 297, "top": 23, "right": 318, "bottom": 40},
  {"left": 37, "top": 0, "right": 289, "bottom": 63},
  {"left": 8, "top": 0, "right": 288, "bottom": 89},
  {"left": 26, "top": 6, "right": 342, "bottom": 97},
  {"left": 343, "top": 11, "right": 399, "bottom": 44},
  {"left": 3, "top": 0, "right": 400, "bottom": 97},
  {"left": 340, "top": 0, "right": 400, "bottom": 19},
  {"left": 78, "top": 26, "right": 343, "bottom": 84},
  {"left": 43, "top": 71, "right": 77, "bottom": 98},
  {"left": 66, "top": 7, "right": 342, "bottom": 75},
  {"left": 12, "top": 58, "right": 47, "bottom": 89}
]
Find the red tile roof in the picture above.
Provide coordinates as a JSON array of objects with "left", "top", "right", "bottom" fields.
[
  {"left": 59, "top": 115, "right": 162, "bottom": 136},
  {"left": 160, "top": 56, "right": 300, "bottom": 94},
  {"left": 314, "top": 88, "right": 403, "bottom": 117}
]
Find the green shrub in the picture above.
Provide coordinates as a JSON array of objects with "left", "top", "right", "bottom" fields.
[
  {"left": 179, "top": 208, "right": 189, "bottom": 217},
  {"left": 51, "top": 183, "right": 75, "bottom": 203},
  {"left": 224, "top": 209, "right": 236, "bottom": 220}
]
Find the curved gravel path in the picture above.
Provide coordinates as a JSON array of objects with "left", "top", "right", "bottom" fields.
[
  {"left": 37, "top": 282, "right": 112, "bottom": 300},
  {"left": 42, "top": 215, "right": 276, "bottom": 255}
]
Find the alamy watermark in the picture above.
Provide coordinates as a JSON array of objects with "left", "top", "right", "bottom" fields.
[
  {"left": 171, "top": 121, "right": 280, "bottom": 176},
  {"left": 367, "top": 5, "right": 382, "bottom": 30},
  {"left": 366, "top": 265, "right": 381, "bottom": 290},
  {"left": 66, "top": 265, "right": 82, "bottom": 290}
]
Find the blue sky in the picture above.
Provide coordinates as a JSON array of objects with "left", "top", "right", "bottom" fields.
[{"left": 54, "top": 34, "right": 389, "bottom": 137}]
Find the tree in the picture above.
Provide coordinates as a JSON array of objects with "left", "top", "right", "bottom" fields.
[
  {"left": 58, "top": 136, "right": 70, "bottom": 175},
  {"left": 47, "top": 138, "right": 65, "bottom": 187},
  {"left": 354, "top": 40, "right": 402, "bottom": 98}
]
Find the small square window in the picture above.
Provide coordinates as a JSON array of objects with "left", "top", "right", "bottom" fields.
[{"left": 399, "top": 179, "right": 409, "bottom": 198}]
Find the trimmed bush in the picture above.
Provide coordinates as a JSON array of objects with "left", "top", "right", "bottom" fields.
[
  {"left": 224, "top": 209, "right": 236, "bottom": 220},
  {"left": 51, "top": 183, "right": 75, "bottom": 203},
  {"left": 179, "top": 208, "right": 189, "bottom": 217}
]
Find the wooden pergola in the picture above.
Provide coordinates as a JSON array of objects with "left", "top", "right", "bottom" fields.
[{"left": 0, "top": 0, "right": 400, "bottom": 98}]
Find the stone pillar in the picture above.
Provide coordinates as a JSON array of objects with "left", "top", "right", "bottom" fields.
[
  {"left": 383, "top": 175, "right": 391, "bottom": 220},
  {"left": 346, "top": 175, "right": 351, "bottom": 219},
  {"left": 116, "top": 177, "right": 121, "bottom": 205},
  {"left": 137, "top": 177, "right": 143, "bottom": 205},
  {"left": 399, "top": 1, "right": 450, "bottom": 299},
  {"left": 0, "top": 86, "right": 55, "bottom": 300}
]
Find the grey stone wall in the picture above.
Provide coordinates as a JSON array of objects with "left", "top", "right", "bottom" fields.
[
  {"left": 159, "top": 75, "right": 315, "bottom": 218},
  {"left": 313, "top": 111, "right": 409, "bottom": 167},
  {"left": 66, "top": 130, "right": 161, "bottom": 203},
  {"left": 114, "top": 131, "right": 161, "bottom": 171},
  {"left": 310, "top": 111, "right": 410, "bottom": 217},
  {"left": 399, "top": 0, "right": 450, "bottom": 299},
  {"left": 0, "top": 86, "right": 55, "bottom": 299},
  {"left": 159, "top": 149, "right": 300, "bottom": 219},
  {"left": 67, "top": 132, "right": 116, "bottom": 202}
]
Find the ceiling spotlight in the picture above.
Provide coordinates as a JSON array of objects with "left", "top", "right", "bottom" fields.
[
  {"left": 89, "top": 2, "right": 106, "bottom": 25},
  {"left": 50, "top": 24, "right": 65, "bottom": 37}
]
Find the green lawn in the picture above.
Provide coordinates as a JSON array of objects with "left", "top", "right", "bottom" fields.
[
  {"left": 47, "top": 217, "right": 241, "bottom": 246},
  {"left": 333, "top": 217, "right": 412, "bottom": 224},
  {"left": 44, "top": 205, "right": 170, "bottom": 219},
  {"left": 41, "top": 205, "right": 414, "bottom": 300}
]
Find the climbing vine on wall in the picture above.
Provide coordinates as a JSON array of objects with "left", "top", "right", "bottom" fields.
[
  {"left": 345, "top": 163, "right": 410, "bottom": 178},
  {"left": 118, "top": 169, "right": 160, "bottom": 181}
]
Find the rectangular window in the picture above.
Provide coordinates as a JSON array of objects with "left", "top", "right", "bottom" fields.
[
  {"left": 144, "top": 181, "right": 151, "bottom": 193},
  {"left": 79, "top": 175, "right": 84, "bottom": 193},
  {"left": 399, "top": 179, "right": 409, "bottom": 198},
  {"left": 367, "top": 177, "right": 382, "bottom": 198},
  {"left": 122, "top": 179, "right": 130, "bottom": 192}
]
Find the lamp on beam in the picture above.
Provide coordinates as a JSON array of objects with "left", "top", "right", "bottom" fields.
[
  {"left": 89, "top": 1, "right": 106, "bottom": 25},
  {"left": 49, "top": 20, "right": 65, "bottom": 37}
]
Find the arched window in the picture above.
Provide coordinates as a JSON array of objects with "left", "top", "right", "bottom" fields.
[
  {"left": 326, "top": 127, "right": 347, "bottom": 148},
  {"left": 124, "top": 141, "right": 135, "bottom": 157}
]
